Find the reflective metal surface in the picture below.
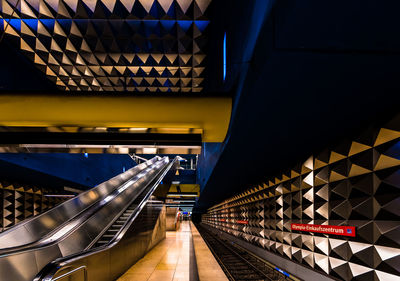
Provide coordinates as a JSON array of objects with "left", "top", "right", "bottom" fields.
[
  {"left": 0, "top": 157, "right": 159, "bottom": 250},
  {"left": 0, "top": 156, "right": 172, "bottom": 281},
  {"left": 38, "top": 203, "right": 167, "bottom": 281},
  {"left": 166, "top": 208, "right": 180, "bottom": 231},
  {"left": 34, "top": 159, "right": 178, "bottom": 281}
]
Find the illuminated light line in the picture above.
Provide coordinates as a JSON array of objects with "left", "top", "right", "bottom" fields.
[
  {"left": 223, "top": 32, "right": 226, "bottom": 81},
  {"left": 275, "top": 267, "right": 290, "bottom": 277},
  {"left": 167, "top": 194, "right": 197, "bottom": 197},
  {"left": 166, "top": 205, "right": 194, "bottom": 207},
  {"left": 44, "top": 194, "right": 75, "bottom": 197}
]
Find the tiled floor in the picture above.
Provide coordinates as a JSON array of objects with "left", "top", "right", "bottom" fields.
[
  {"left": 116, "top": 221, "right": 192, "bottom": 281},
  {"left": 191, "top": 223, "right": 229, "bottom": 281}
]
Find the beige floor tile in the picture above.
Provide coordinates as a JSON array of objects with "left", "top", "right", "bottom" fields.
[
  {"left": 117, "top": 222, "right": 193, "bottom": 281},
  {"left": 191, "top": 222, "right": 229, "bottom": 281},
  {"left": 117, "top": 272, "right": 152, "bottom": 281},
  {"left": 126, "top": 265, "right": 155, "bottom": 274},
  {"left": 117, "top": 221, "right": 228, "bottom": 281},
  {"left": 147, "top": 270, "right": 175, "bottom": 281},
  {"left": 155, "top": 263, "right": 177, "bottom": 270}
]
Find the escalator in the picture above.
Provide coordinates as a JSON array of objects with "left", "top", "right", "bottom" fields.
[{"left": 0, "top": 156, "right": 177, "bottom": 281}]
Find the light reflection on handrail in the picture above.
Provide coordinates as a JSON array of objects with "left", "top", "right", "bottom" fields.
[{"left": 52, "top": 266, "right": 87, "bottom": 281}]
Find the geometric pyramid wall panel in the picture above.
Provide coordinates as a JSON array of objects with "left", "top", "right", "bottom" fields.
[
  {"left": 203, "top": 113, "right": 400, "bottom": 281},
  {"left": 0, "top": 0, "right": 211, "bottom": 92},
  {"left": 0, "top": 181, "right": 68, "bottom": 232}
]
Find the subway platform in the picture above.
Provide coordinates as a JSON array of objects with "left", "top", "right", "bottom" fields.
[{"left": 117, "top": 221, "right": 228, "bottom": 281}]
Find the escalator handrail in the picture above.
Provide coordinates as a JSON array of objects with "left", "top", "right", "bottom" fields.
[
  {"left": 0, "top": 157, "right": 161, "bottom": 250},
  {"left": 34, "top": 157, "right": 178, "bottom": 281}
]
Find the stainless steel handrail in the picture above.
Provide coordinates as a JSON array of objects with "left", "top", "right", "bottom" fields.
[
  {"left": 0, "top": 157, "right": 160, "bottom": 250},
  {"left": 34, "top": 157, "right": 179, "bottom": 281},
  {"left": 51, "top": 266, "right": 87, "bottom": 281}
]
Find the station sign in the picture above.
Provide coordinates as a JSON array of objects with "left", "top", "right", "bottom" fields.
[
  {"left": 291, "top": 223, "right": 356, "bottom": 237},
  {"left": 219, "top": 219, "right": 248, "bottom": 224}
]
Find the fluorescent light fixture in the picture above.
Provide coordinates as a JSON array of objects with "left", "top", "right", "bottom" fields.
[
  {"left": 64, "top": 186, "right": 83, "bottom": 193},
  {"left": 223, "top": 32, "right": 226, "bottom": 81},
  {"left": 19, "top": 144, "right": 201, "bottom": 149},
  {"left": 44, "top": 194, "right": 75, "bottom": 198},
  {"left": 167, "top": 205, "right": 194, "bottom": 207},
  {"left": 167, "top": 193, "right": 197, "bottom": 197},
  {"left": 118, "top": 147, "right": 129, "bottom": 154},
  {"left": 143, "top": 147, "right": 157, "bottom": 154}
]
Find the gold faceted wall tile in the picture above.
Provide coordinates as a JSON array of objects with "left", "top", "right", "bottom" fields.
[
  {"left": 329, "top": 151, "right": 346, "bottom": 164},
  {"left": 348, "top": 141, "right": 371, "bottom": 157},
  {"left": 0, "top": 0, "right": 211, "bottom": 92},
  {"left": 348, "top": 164, "right": 371, "bottom": 177},
  {"left": 374, "top": 128, "right": 400, "bottom": 147},
  {"left": 374, "top": 154, "right": 400, "bottom": 170},
  {"left": 0, "top": 182, "right": 69, "bottom": 232}
]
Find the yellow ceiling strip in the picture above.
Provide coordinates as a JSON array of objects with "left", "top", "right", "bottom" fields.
[{"left": 0, "top": 95, "right": 232, "bottom": 142}]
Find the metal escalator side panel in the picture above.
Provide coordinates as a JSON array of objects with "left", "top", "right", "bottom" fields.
[
  {"left": 36, "top": 157, "right": 169, "bottom": 257},
  {"left": 34, "top": 157, "right": 178, "bottom": 281},
  {"left": 36, "top": 203, "right": 166, "bottom": 281},
  {"left": 108, "top": 204, "right": 166, "bottom": 281},
  {"left": 0, "top": 242, "right": 64, "bottom": 281},
  {"left": 90, "top": 157, "right": 173, "bottom": 249},
  {"left": 0, "top": 157, "right": 159, "bottom": 250},
  {"left": 55, "top": 158, "right": 169, "bottom": 256}
]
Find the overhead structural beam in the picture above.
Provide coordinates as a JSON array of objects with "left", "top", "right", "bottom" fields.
[{"left": 0, "top": 95, "right": 232, "bottom": 142}]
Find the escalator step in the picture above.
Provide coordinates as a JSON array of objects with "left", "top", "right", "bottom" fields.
[{"left": 112, "top": 224, "right": 124, "bottom": 227}]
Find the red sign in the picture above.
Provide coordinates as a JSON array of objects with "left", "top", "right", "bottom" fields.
[
  {"left": 291, "top": 223, "right": 356, "bottom": 237},
  {"left": 218, "top": 219, "right": 248, "bottom": 224}
]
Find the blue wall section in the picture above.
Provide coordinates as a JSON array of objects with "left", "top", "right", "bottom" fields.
[
  {"left": 174, "top": 169, "right": 196, "bottom": 184},
  {"left": 0, "top": 153, "right": 136, "bottom": 189},
  {"left": 197, "top": 142, "right": 223, "bottom": 190}
]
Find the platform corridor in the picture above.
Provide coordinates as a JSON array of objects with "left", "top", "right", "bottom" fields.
[{"left": 116, "top": 221, "right": 227, "bottom": 281}]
